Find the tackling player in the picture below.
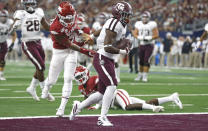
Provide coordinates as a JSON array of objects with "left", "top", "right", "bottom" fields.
[
  {"left": 41, "top": 1, "right": 96, "bottom": 117},
  {"left": 10, "top": 0, "right": 54, "bottom": 101},
  {"left": 0, "top": 9, "right": 17, "bottom": 80},
  {"left": 134, "top": 11, "right": 159, "bottom": 82},
  {"left": 69, "top": 1, "right": 132, "bottom": 126},
  {"left": 74, "top": 65, "right": 183, "bottom": 112}
]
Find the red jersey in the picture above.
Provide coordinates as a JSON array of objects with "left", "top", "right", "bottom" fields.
[
  {"left": 50, "top": 17, "right": 80, "bottom": 49},
  {"left": 78, "top": 76, "right": 98, "bottom": 97}
]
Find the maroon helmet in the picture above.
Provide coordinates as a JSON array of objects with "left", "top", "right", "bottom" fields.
[{"left": 112, "top": 1, "right": 132, "bottom": 25}]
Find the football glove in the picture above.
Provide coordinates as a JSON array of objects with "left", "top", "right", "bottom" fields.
[
  {"left": 8, "top": 43, "right": 14, "bottom": 52},
  {"left": 80, "top": 48, "right": 96, "bottom": 57}
]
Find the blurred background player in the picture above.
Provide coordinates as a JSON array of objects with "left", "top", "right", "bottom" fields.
[
  {"left": 11, "top": 0, "right": 53, "bottom": 101},
  {"left": 41, "top": 1, "right": 95, "bottom": 117},
  {"left": 69, "top": 1, "right": 132, "bottom": 126},
  {"left": 73, "top": 65, "right": 183, "bottom": 112},
  {"left": 0, "top": 9, "right": 17, "bottom": 80},
  {"left": 134, "top": 11, "right": 159, "bottom": 82}
]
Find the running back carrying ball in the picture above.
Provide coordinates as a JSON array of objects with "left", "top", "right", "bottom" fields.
[{"left": 113, "top": 38, "right": 131, "bottom": 49}]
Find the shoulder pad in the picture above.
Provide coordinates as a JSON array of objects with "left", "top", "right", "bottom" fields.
[
  {"left": 35, "top": 8, "right": 44, "bottom": 17},
  {"left": 13, "top": 10, "right": 25, "bottom": 20}
]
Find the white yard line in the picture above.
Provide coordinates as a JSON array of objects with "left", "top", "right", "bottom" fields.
[
  {"left": 0, "top": 112, "right": 208, "bottom": 120},
  {"left": 0, "top": 89, "right": 11, "bottom": 91}
]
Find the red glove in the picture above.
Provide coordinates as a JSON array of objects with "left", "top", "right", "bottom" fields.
[{"left": 80, "top": 48, "right": 96, "bottom": 57}]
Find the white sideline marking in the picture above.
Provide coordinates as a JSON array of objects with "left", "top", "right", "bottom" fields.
[
  {"left": 1, "top": 112, "right": 208, "bottom": 120},
  {"left": 1, "top": 94, "right": 208, "bottom": 99}
]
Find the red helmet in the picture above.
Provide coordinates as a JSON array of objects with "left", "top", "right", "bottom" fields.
[
  {"left": 74, "top": 65, "right": 89, "bottom": 85},
  {"left": 57, "top": 1, "right": 77, "bottom": 28},
  {"left": 112, "top": 1, "right": 132, "bottom": 25}
]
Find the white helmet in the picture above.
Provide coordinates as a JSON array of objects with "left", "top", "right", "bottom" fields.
[
  {"left": 0, "top": 10, "right": 9, "bottom": 23},
  {"left": 21, "top": 0, "right": 37, "bottom": 13},
  {"left": 141, "top": 11, "right": 151, "bottom": 24}
]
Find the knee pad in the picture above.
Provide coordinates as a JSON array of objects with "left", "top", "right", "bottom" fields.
[
  {"left": 62, "top": 82, "right": 72, "bottom": 99},
  {"left": 0, "top": 61, "right": 5, "bottom": 67}
]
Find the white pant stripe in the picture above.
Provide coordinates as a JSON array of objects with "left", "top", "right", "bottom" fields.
[
  {"left": 23, "top": 42, "right": 42, "bottom": 70},
  {"left": 99, "top": 54, "right": 114, "bottom": 85}
]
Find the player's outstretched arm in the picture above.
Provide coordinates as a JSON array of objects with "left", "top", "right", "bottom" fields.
[
  {"left": 200, "top": 31, "right": 207, "bottom": 42},
  {"left": 41, "top": 17, "right": 50, "bottom": 31}
]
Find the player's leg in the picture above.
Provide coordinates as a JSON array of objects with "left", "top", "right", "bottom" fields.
[
  {"left": 135, "top": 45, "right": 144, "bottom": 81},
  {"left": 149, "top": 92, "right": 183, "bottom": 109},
  {"left": 41, "top": 49, "right": 65, "bottom": 99},
  {"left": 128, "top": 97, "right": 164, "bottom": 112},
  {"left": 115, "top": 89, "right": 132, "bottom": 110},
  {"left": 114, "top": 55, "right": 120, "bottom": 82},
  {"left": 142, "top": 44, "right": 154, "bottom": 82},
  {"left": 0, "top": 42, "right": 8, "bottom": 80},
  {"left": 22, "top": 42, "right": 44, "bottom": 101},
  {"left": 94, "top": 54, "right": 117, "bottom": 126},
  {"left": 57, "top": 51, "right": 77, "bottom": 117},
  {"left": 69, "top": 91, "right": 103, "bottom": 120}
]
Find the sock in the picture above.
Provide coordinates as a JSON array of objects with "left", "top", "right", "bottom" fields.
[
  {"left": 101, "top": 86, "right": 116, "bottom": 117},
  {"left": 29, "top": 77, "right": 39, "bottom": 88},
  {"left": 0, "top": 71, "right": 3, "bottom": 77},
  {"left": 78, "top": 92, "right": 103, "bottom": 110},
  {"left": 115, "top": 67, "right": 120, "bottom": 82},
  {"left": 142, "top": 103, "right": 154, "bottom": 110},
  {"left": 59, "top": 98, "right": 68, "bottom": 111},
  {"left": 59, "top": 82, "right": 72, "bottom": 110},
  {"left": 158, "top": 96, "right": 172, "bottom": 105},
  {"left": 39, "top": 81, "right": 45, "bottom": 89},
  {"left": 138, "top": 72, "right": 143, "bottom": 77},
  {"left": 143, "top": 72, "right": 147, "bottom": 79}
]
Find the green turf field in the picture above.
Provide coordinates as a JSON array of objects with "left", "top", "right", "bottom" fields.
[{"left": 0, "top": 61, "right": 208, "bottom": 117}]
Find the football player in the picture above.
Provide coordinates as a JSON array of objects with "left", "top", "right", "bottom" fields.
[
  {"left": 41, "top": 1, "right": 95, "bottom": 117},
  {"left": 10, "top": 0, "right": 54, "bottom": 101},
  {"left": 134, "top": 11, "right": 159, "bottom": 82},
  {"left": 74, "top": 65, "right": 183, "bottom": 112},
  {"left": 0, "top": 9, "right": 17, "bottom": 80},
  {"left": 69, "top": 1, "right": 132, "bottom": 126},
  {"left": 200, "top": 23, "right": 208, "bottom": 42}
]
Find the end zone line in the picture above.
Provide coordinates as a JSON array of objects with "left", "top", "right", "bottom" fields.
[{"left": 1, "top": 112, "right": 208, "bottom": 120}]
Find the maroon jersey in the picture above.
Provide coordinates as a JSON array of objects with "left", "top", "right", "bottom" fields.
[{"left": 78, "top": 76, "right": 98, "bottom": 97}]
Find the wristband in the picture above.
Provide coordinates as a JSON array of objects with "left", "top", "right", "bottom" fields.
[{"left": 119, "top": 49, "right": 126, "bottom": 55}]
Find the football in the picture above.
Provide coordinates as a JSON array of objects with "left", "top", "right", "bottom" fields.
[{"left": 113, "top": 38, "right": 132, "bottom": 49}]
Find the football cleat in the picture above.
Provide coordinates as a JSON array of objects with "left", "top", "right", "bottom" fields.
[
  {"left": 56, "top": 108, "right": 64, "bottom": 117},
  {"left": 171, "top": 92, "right": 183, "bottom": 109},
  {"left": 152, "top": 106, "right": 164, "bottom": 112},
  {"left": 41, "top": 87, "right": 49, "bottom": 99},
  {"left": 47, "top": 93, "right": 55, "bottom": 102},
  {"left": 26, "top": 87, "right": 40, "bottom": 101},
  {"left": 97, "top": 116, "right": 113, "bottom": 126},
  {"left": 134, "top": 73, "right": 142, "bottom": 81},
  {"left": 142, "top": 77, "right": 148, "bottom": 82},
  {"left": 69, "top": 101, "right": 80, "bottom": 120},
  {"left": 0, "top": 76, "right": 6, "bottom": 80}
]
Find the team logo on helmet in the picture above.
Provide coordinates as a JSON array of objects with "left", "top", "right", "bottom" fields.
[
  {"left": 57, "top": 1, "right": 77, "bottom": 29},
  {"left": 112, "top": 1, "right": 133, "bottom": 25},
  {"left": 21, "top": 0, "right": 37, "bottom": 13},
  {"left": 74, "top": 66, "right": 89, "bottom": 85}
]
